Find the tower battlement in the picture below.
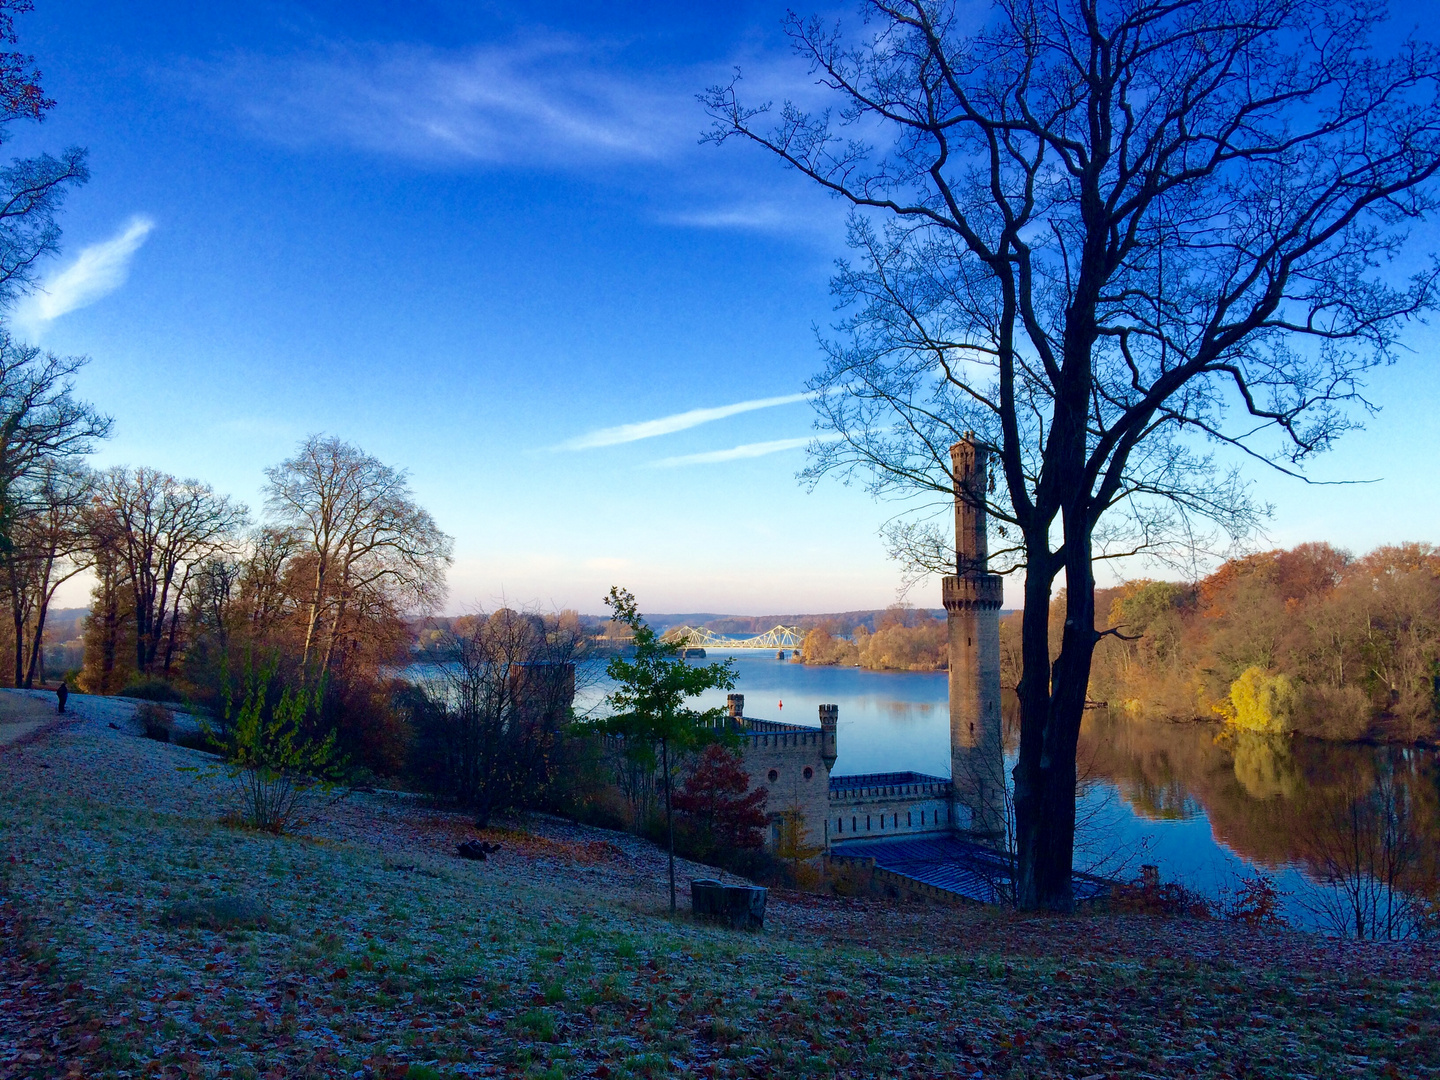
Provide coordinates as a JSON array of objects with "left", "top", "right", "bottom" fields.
[{"left": 941, "top": 575, "right": 1004, "bottom": 611}]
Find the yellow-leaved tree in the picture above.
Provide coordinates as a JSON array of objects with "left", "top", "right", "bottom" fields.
[{"left": 1217, "top": 667, "right": 1296, "bottom": 734}]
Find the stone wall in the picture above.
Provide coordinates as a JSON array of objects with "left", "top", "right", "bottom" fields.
[
  {"left": 827, "top": 771, "right": 958, "bottom": 845},
  {"left": 723, "top": 697, "right": 835, "bottom": 853}
]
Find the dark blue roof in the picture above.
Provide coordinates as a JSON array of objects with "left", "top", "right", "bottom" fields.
[
  {"left": 828, "top": 771, "right": 949, "bottom": 791},
  {"left": 831, "top": 835, "right": 1111, "bottom": 905}
]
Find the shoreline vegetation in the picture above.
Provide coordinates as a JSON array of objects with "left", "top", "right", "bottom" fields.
[{"left": 785, "top": 542, "right": 1440, "bottom": 748}]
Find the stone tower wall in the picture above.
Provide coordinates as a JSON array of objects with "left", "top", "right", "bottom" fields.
[
  {"left": 711, "top": 696, "right": 834, "bottom": 853},
  {"left": 944, "top": 438, "right": 1007, "bottom": 838}
]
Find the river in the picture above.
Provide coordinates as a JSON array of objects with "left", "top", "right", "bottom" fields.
[{"left": 578, "top": 648, "right": 1440, "bottom": 933}]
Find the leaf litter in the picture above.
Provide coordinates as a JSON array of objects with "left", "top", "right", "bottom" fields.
[{"left": 0, "top": 701, "right": 1436, "bottom": 1079}]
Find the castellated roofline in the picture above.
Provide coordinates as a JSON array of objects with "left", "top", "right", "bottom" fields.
[{"left": 942, "top": 574, "right": 1004, "bottom": 611}]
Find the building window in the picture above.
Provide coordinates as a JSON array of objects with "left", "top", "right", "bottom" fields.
[
  {"left": 803, "top": 766, "right": 814, "bottom": 780},
  {"left": 907, "top": 811, "right": 912, "bottom": 827},
  {"left": 837, "top": 818, "right": 843, "bottom": 833},
  {"left": 768, "top": 769, "right": 778, "bottom": 782},
  {"left": 852, "top": 817, "right": 857, "bottom": 832},
  {"left": 866, "top": 815, "right": 871, "bottom": 830}
]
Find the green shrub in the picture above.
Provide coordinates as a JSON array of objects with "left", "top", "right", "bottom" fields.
[
  {"left": 203, "top": 658, "right": 342, "bottom": 833},
  {"left": 136, "top": 701, "right": 173, "bottom": 742},
  {"left": 123, "top": 677, "right": 185, "bottom": 704}
]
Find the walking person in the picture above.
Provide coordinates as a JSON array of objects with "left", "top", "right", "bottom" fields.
[{"left": 56, "top": 678, "right": 68, "bottom": 715}]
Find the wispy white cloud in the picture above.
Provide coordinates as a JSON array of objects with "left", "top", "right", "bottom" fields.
[
  {"left": 179, "top": 33, "right": 860, "bottom": 239},
  {"left": 651, "top": 433, "right": 840, "bottom": 468},
  {"left": 558, "top": 392, "right": 813, "bottom": 450},
  {"left": 16, "top": 216, "right": 154, "bottom": 325},
  {"left": 187, "top": 37, "right": 694, "bottom": 166},
  {"left": 660, "top": 203, "right": 794, "bottom": 230}
]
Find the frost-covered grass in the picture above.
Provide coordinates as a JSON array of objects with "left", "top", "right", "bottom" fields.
[{"left": 1, "top": 702, "right": 1437, "bottom": 1079}]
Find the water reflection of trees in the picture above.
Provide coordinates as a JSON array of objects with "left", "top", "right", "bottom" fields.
[
  {"left": 1078, "top": 711, "right": 1440, "bottom": 936},
  {"left": 1302, "top": 768, "right": 1435, "bottom": 939}
]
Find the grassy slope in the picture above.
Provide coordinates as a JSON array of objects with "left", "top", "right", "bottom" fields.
[{"left": 0, "top": 702, "right": 1437, "bottom": 1080}]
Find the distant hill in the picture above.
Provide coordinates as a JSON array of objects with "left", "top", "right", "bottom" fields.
[{"left": 43, "top": 607, "right": 87, "bottom": 643}]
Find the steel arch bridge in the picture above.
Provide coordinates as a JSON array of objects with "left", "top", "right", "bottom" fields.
[{"left": 663, "top": 625, "right": 806, "bottom": 650}]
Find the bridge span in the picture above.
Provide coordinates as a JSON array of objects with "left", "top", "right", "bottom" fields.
[{"left": 661, "top": 625, "right": 806, "bottom": 651}]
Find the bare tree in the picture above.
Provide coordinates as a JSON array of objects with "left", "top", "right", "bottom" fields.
[
  {"left": 92, "top": 466, "right": 249, "bottom": 679},
  {"left": 0, "top": 0, "right": 88, "bottom": 311},
  {"left": 187, "top": 554, "right": 243, "bottom": 656},
  {"left": 237, "top": 525, "right": 301, "bottom": 643},
  {"left": 706, "top": 0, "right": 1440, "bottom": 909},
  {"left": 0, "top": 335, "right": 109, "bottom": 686},
  {"left": 264, "top": 435, "right": 453, "bottom": 684},
  {"left": 5, "top": 460, "right": 91, "bottom": 685},
  {"left": 406, "top": 608, "right": 583, "bottom": 827},
  {"left": 79, "top": 497, "right": 129, "bottom": 693},
  {"left": 0, "top": 335, "right": 110, "bottom": 538}
]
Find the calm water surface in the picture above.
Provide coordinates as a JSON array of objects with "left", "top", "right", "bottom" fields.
[{"left": 581, "top": 649, "right": 1440, "bottom": 929}]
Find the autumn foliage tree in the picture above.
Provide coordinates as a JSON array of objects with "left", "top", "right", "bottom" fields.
[
  {"left": 672, "top": 744, "right": 769, "bottom": 858},
  {"left": 1089, "top": 541, "right": 1440, "bottom": 742},
  {"left": 264, "top": 435, "right": 452, "bottom": 687}
]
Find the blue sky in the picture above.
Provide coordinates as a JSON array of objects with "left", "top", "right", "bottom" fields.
[{"left": 9, "top": 0, "right": 1440, "bottom": 615}]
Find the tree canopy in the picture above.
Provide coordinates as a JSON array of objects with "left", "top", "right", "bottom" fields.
[
  {"left": 706, "top": 0, "right": 1440, "bottom": 909},
  {"left": 587, "top": 586, "right": 735, "bottom": 912}
]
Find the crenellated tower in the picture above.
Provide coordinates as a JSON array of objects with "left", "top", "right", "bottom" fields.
[
  {"left": 818, "top": 704, "right": 838, "bottom": 771},
  {"left": 943, "top": 436, "right": 1006, "bottom": 838}
]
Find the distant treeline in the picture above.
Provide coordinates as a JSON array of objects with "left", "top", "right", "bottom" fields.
[
  {"left": 1023, "top": 542, "right": 1440, "bottom": 744},
  {"left": 799, "top": 607, "right": 949, "bottom": 672},
  {"left": 662, "top": 609, "right": 946, "bottom": 636},
  {"left": 424, "top": 607, "right": 956, "bottom": 672}
]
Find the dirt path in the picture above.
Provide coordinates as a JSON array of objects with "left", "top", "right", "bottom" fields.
[{"left": 0, "top": 690, "right": 59, "bottom": 747}]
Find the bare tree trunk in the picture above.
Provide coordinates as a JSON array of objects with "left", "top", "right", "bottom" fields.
[
  {"left": 161, "top": 570, "right": 188, "bottom": 677},
  {"left": 24, "top": 569, "right": 51, "bottom": 688},
  {"left": 301, "top": 558, "right": 326, "bottom": 677},
  {"left": 6, "top": 551, "right": 27, "bottom": 688},
  {"left": 319, "top": 591, "right": 347, "bottom": 685},
  {"left": 1012, "top": 548, "right": 1055, "bottom": 908},
  {"left": 100, "top": 573, "right": 118, "bottom": 694},
  {"left": 663, "top": 736, "right": 676, "bottom": 915},
  {"left": 25, "top": 603, "right": 45, "bottom": 686}
]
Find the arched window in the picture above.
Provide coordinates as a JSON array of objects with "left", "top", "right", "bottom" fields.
[
  {"left": 767, "top": 769, "right": 778, "bottom": 782},
  {"left": 803, "top": 767, "right": 814, "bottom": 780}
]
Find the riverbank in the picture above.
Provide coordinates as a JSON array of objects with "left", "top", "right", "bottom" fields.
[{"left": 2, "top": 690, "right": 1438, "bottom": 1078}]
